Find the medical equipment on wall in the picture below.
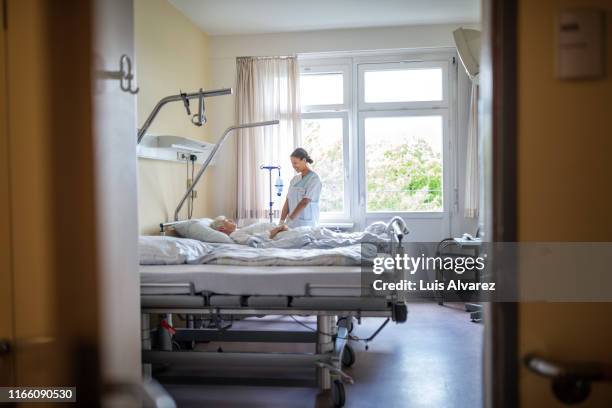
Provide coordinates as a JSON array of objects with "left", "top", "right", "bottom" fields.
[
  {"left": 260, "top": 165, "right": 283, "bottom": 223},
  {"left": 185, "top": 154, "right": 197, "bottom": 219},
  {"left": 136, "top": 87, "right": 280, "bottom": 223},
  {"left": 172, "top": 120, "right": 279, "bottom": 222}
]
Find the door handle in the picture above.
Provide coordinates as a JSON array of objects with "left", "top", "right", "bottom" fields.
[
  {"left": 524, "top": 353, "right": 612, "bottom": 404},
  {"left": 0, "top": 339, "right": 11, "bottom": 355}
]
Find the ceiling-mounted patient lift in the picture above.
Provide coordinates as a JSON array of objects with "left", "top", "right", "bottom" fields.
[{"left": 136, "top": 87, "right": 279, "bottom": 225}]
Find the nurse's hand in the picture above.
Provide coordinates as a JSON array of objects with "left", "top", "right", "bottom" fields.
[{"left": 270, "top": 224, "right": 288, "bottom": 239}]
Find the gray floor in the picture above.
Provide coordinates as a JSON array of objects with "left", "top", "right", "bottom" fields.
[{"left": 157, "top": 302, "right": 483, "bottom": 408}]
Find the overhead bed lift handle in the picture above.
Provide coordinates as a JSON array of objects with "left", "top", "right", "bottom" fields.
[
  {"left": 136, "top": 88, "right": 233, "bottom": 144},
  {"left": 173, "top": 120, "right": 280, "bottom": 221}
]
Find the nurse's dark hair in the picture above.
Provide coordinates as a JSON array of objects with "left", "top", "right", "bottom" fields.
[{"left": 290, "top": 147, "right": 313, "bottom": 164}]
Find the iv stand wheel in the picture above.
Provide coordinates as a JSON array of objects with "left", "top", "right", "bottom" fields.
[
  {"left": 342, "top": 344, "right": 355, "bottom": 368},
  {"left": 331, "top": 379, "right": 346, "bottom": 407}
]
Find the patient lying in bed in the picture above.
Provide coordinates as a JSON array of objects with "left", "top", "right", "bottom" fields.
[
  {"left": 210, "top": 216, "right": 289, "bottom": 245},
  {"left": 210, "top": 215, "right": 390, "bottom": 249}
]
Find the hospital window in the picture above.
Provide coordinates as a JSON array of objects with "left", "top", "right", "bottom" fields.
[
  {"left": 358, "top": 60, "right": 449, "bottom": 215},
  {"left": 363, "top": 115, "right": 444, "bottom": 212},
  {"left": 300, "top": 56, "right": 451, "bottom": 222},
  {"left": 299, "top": 62, "right": 351, "bottom": 220}
]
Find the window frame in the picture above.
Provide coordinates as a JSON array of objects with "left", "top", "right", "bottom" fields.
[
  {"left": 300, "top": 111, "right": 351, "bottom": 221},
  {"left": 357, "top": 109, "right": 450, "bottom": 221},
  {"left": 299, "top": 59, "right": 353, "bottom": 222},
  {"left": 299, "top": 63, "right": 351, "bottom": 113},
  {"left": 357, "top": 60, "right": 450, "bottom": 111},
  {"left": 299, "top": 51, "right": 457, "bottom": 227}
]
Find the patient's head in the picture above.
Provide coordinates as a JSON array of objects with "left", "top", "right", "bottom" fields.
[{"left": 210, "top": 216, "right": 237, "bottom": 235}]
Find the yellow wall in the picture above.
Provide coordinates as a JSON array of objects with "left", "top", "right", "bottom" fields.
[
  {"left": 518, "top": 1, "right": 612, "bottom": 406},
  {"left": 134, "top": 0, "right": 213, "bottom": 233}
]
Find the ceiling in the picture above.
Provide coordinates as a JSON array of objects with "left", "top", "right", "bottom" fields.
[{"left": 169, "top": 0, "right": 481, "bottom": 36}]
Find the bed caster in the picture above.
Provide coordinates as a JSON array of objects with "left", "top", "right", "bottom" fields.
[
  {"left": 336, "top": 317, "right": 354, "bottom": 333},
  {"left": 175, "top": 340, "right": 195, "bottom": 351},
  {"left": 392, "top": 303, "right": 408, "bottom": 323},
  {"left": 331, "top": 379, "right": 346, "bottom": 407},
  {"left": 341, "top": 344, "right": 355, "bottom": 368}
]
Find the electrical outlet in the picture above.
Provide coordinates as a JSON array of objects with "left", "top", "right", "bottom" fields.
[{"left": 177, "top": 152, "right": 190, "bottom": 161}]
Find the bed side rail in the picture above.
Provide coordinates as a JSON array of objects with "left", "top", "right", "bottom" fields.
[
  {"left": 388, "top": 216, "right": 410, "bottom": 243},
  {"left": 140, "top": 282, "right": 196, "bottom": 296}
]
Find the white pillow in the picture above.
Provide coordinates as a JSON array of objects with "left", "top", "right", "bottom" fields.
[
  {"left": 198, "top": 217, "right": 213, "bottom": 226},
  {"left": 174, "top": 219, "right": 234, "bottom": 244},
  {"left": 139, "top": 235, "right": 212, "bottom": 265}
]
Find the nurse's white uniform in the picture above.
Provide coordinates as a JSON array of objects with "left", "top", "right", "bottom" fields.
[{"left": 286, "top": 171, "right": 322, "bottom": 228}]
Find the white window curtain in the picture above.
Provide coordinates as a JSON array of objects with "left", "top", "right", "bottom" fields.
[
  {"left": 464, "top": 82, "right": 479, "bottom": 218},
  {"left": 235, "top": 56, "right": 301, "bottom": 223}
]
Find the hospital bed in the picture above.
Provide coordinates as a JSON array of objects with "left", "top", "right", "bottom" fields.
[
  {"left": 140, "top": 217, "right": 409, "bottom": 408},
  {"left": 136, "top": 89, "right": 408, "bottom": 406}
]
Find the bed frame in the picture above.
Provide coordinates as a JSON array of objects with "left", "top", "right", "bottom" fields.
[{"left": 140, "top": 217, "right": 410, "bottom": 407}]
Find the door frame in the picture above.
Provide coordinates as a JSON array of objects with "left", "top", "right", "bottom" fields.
[{"left": 481, "top": 0, "right": 519, "bottom": 407}]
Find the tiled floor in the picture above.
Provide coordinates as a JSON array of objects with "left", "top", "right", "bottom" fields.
[{"left": 156, "top": 302, "right": 483, "bottom": 408}]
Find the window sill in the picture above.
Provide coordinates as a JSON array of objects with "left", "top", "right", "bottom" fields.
[
  {"left": 320, "top": 221, "right": 355, "bottom": 231},
  {"left": 366, "top": 212, "right": 446, "bottom": 220}
]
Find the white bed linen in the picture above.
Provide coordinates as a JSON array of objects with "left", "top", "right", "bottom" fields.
[
  {"left": 197, "top": 243, "right": 375, "bottom": 266},
  {"left": 140, "top": 264, "right": 363, "bottom": 296},
  {"left": 245, "top": 221, "right": 391, "bottom": 249}
]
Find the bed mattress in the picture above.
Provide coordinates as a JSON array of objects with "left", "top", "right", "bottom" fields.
[{"left": 140, "top": 264, "right": 363, "bottom": 296}]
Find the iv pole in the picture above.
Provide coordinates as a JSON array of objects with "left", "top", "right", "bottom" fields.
[{"left": 260, "top": 165, "right": 282, "bottom": 223}]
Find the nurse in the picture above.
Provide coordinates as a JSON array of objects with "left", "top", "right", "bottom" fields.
[{"left": 280, "top": 147, "right": 322, "bottom": 228}]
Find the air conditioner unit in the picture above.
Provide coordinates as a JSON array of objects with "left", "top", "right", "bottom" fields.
[{"left": 453, "top": 28, "right": 481, "bottom": 80}]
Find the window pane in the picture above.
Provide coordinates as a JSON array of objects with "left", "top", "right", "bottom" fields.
[
  {"left": 300, "top": 73, "right": 343, "bottom": 106},
  {"left": 365, "top": 116, "right": 443, "bottom": 212},
  {"left": 364, "top": 68, "right": 443, "bottom": 103},
  {"left": 301, "top": 118, "right": 344, "bottom": 213}
]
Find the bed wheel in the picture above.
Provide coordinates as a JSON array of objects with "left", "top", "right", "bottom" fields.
[
  {"left": 331, "top": 379, "right": 346, "bottom": 407},
  {"left": 176, "top": 340, "right": 195, "bottom": 351},
  {"left": 336, "top": 317, "right": 354, "bottom": 333},
  {"left": 341, "top": 344, "right": 355, "bottom": 368}
]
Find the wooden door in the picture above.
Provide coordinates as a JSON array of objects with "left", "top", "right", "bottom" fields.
[
  {"left": 483, "top": 0, "right": 612, "bottom": 406},
  {"left": 2, "top": 1, "right": 141, "bottom": 405},
  {"left": 0, "top": 0, "right": 15, "bottom": 387},
  {"left": 516, "top": 0, "right": 612, "bottom": 406}
]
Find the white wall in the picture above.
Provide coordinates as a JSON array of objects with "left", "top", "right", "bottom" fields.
[{"left": 208, "top": 23, "right": 479, "bottom": 235}]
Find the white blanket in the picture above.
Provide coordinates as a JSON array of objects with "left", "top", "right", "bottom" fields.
[
  {"left": 194, "top": 243, "right": 378, "bottom": 266},
  {"left": 243, "top": 221, "right": 391, "bottom": 249}
]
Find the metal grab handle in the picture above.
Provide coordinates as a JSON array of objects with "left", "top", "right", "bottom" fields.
[
  {"left": 173, "top": 120, "right": 279, "bottom": 221},
  {"left": 525, "top": 353, "right": 612, "bottom": 404}
]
